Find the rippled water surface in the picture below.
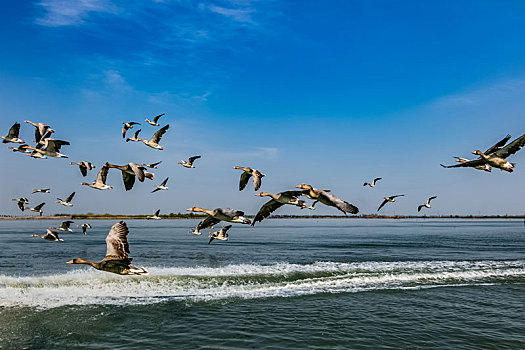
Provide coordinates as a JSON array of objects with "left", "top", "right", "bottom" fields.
[{"left": 1, "top": 218, "right": 524, "bottom": 349}]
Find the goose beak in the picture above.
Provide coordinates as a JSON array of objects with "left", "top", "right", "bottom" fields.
[
  {"left": 255, "top": 193, "right": 262, "bottom": 196},
  {"left": 66, "top": 260, "right": 74, "bottom": 264},
  {"left": 186, "top": 208, "right": 193, "bottom": 211},
  {"left": 295, "top": 185, "right": 301, "bottom": 188}
]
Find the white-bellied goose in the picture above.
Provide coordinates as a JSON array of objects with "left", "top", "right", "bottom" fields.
[
  {"left": 363, "top": 177, "right": 382, "bottom": 188},
  {"left": 152, "top": 177, "right": 168, "bottom": 193},
  {"left": 145, "top": 113, "right": 164, "bottom": 126},
  {"left": 187, "top": 207, "right": 251, "bottom": 234},
  {"left": 252, "top": 191, "right": 307, "bottom": 226},
  {"left": 441, "top": 133, "right": 525, "bottom": 172},
  {"left": 50, "top": 220, "right": 74, "bottom": 232},
  {"left": 81, "top": 163, "right": 113, "bottom": 190},
  {"left": 25, "top": 202, "right": 46, "bottom": 216},
  {"left": 70, "top": 161, "right": 96, "bottom": 177},
  {"left": 32, "top": 188, "right": 50, "bottom": 194},
  {"left": 23, "top": 139, "right": 70, "bottom": 158},
  {"left": 208, "top": 225, "right": 232, "bottom": 244},
  {"left": 122, "top": 122, "right": 140, "bottom": 139},
  {"left": 1, "top": 122, "right": 25, "bottom": 144},
  {"left": 11, "top": 197, "right": 29, "bottom": 211},
  {"left": 107, "top": 163, "right": 154, "bottom": 191},
  {"left": 66, "top": 221, "right": 148, "bottom": 275},
  {"left": 295, "top": 184, "right": 359, "bottom": 215},
  {"left": 79, "top": 223, "right": 92, "bottom": 235},
  {"left": 147, "top": 209, "right": 161, "bottom": 220},
  {"left": 139, "top": 124, "right": 169, "bottom": 150},
  {"left": 418, "top": 196, "right": 437, "bottom": 212},
  {"left": 142, "top": 161, "right": 162, "bottom": 169},
  {"left": 453, "top": 157, "right": 492, "bottom": 172},
  {"left": 377, "top": 194, "right": 404, "bottom": 212},
  {"left": 233, "top": 166, "right": 265, "bottom": 191},
  {"left": 8, "top": 144, "right": 32, "bottom": 154},
  {"left": 56, "top": 192, "right": 75, "bottom": 207},
  {"left": 32, "top": 229, "right": 63, "bottom": 242},
  {"left": 24, "top": 120, "right": 54, "bottom": 143},
  {"left": 178, "top": 155, "right": 201, "bottom": 168},
  {"left": 125, "top": 129, "right": 142, "bottom": 142}
]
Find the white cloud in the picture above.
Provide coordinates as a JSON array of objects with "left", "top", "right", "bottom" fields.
[
  {"left": 201, "top": 3, "right": 255, "bottom": 23},
  {"left": 35, "top": 0, "right": 118, "bottom": 27}
]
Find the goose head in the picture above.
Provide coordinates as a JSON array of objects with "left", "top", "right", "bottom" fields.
[
  {"left": 296, "top": 184, "right": 312, "bottom": 190},
  {"left": 255, "top": 192, "right": 271, "bottom": 197},
  {"left": 472, "top": 150, "right": 484, "bottom": 156}
]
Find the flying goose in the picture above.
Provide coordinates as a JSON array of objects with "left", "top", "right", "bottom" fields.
[
  {"left": 50, "top": 220, "right": 74, "bottom": 232},
  {"left": 363, "top": 177, "right": 382, "bottom": 188},
  {"left": 56, "top": 192, "right": 75, "bottom": 207},
  {"left": 208, "top": 225, "right": 232, "bottom": 244},
  {"left": 139, "top": 124, "right": 169, "bottom": 150},
  {"left": 377, "top": 194, "right": 404, "bottom": 212},
  {"left": 24, "top": 120, "right": 54, "bottom": 143},
  {"left": 142, "top": 161, "right": 162, "bottom": 169},
  {"left": 145, "top": 113, "right": 164, "bottom": 126},
  {"left": 122, "top": 122, "right": 140, "bottom": 139},
  {"left": 79, "top": 223, "right": 92, "bottom": 235},
  {"left": 147, "top": 209, "right": 161, "bottom": 220},
  {"left": 252, "top": 191, "right": 307, "bottom": 226},
  {"left": 152, "top": 177, "right": 168, "bottom": 193},
  {"left": 418, "top": 196, "right": 437, "bottom": 212},
  {"left": 66, "top": 221, "right": 148, "bottom": 275},
  {"left": 453, "top": 157, "right": 492, "bottom": 172},
  {"left": 70, "top": 161, "right": 96, "bottom": 177},
  {"left": 295, "top": 184, "right": 359, "bottom": 215},
  {"left": 233, "top": 166, "right": 265, "bottom": 191},
  {"left": 27, "top": 142, "right": 48, "bottom": 159},
  {"left": 178, "top": 155, "right": 201, "bottom": 168},
  {"left": 11, "top": 197, "right": 29, "bottom": 211},
  {"left": 441, "top": 133, "right": 525, "bottom": 172},
  {"left": 7, "top": 144, "right": 32, "bottom": 154},
  {"left": 187, "top": 207, "right": 251, "bottom": 235},
  {"left": 32, "top": 229, "right": 63, "bottom": 242},
  {"left": 125, "top": 129, "right": 142, "bottom": 142},
  {"left": 1, "top": 122, "right": 25, "bottom": 144},
  {"left": 22, "top": 139, "right": 70, "bottom": 158},
  {"left": 32, "top": 188, "right": 50, "bottom": 194},
  {"left": 81, "top": 163, "right": 112, "bottom": 190},
  {"left": 106, "top": 163, "right": 154, "bottom": 191},
  {"left": 25, "top": 202, "right": 46, "bottom": 216}
]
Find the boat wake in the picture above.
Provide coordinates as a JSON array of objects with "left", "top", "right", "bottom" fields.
[{"left": 1, "top": 260, "right": 524, "bottom": 309}]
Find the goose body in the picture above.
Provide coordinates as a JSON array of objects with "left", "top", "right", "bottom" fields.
[
  {"left": 24, "top": 120, "right": 54, "bottom": 143},
  {"left": 208, "top": 225, "right": 232, "bottom": 244},
  {"left": 145, "top": 113, "right": 164, "bottom": 126},
  {"left": 1, "top": 122, "right": 25, "bottom": 144},
  {"left": 147, "top": 209, "right": 161, "bottom": 220},
  {"left": 8, "top": 144, "right": 32, "bottom": 154},
  {"left": 79, "top": 223, "right": 92, "bottom": 235},
  {"left": 50, "top": 220, "right": 74, "bottom": 232},
  {"left": 126, "top": 129, "right": 142, "bottom": 142},
  {"left": 178, "top": 155, "right": 201, "bottom": 168},
  {"left": 11, "top": 197, "right": 29, "bottom": 211},
  {"left": 122, "top": 122, "right": 140, "bottom": 139},
  {"left": 453, "top": 157, "right": 491, "bottom": 172},
  {"left": 32, "top": 188, "right": 50, "bottom": 194},
  {"left": 70, "top": 161, "right": 96, "bottom": 177},
  {"left": 363, "top": 177, "right": 382, "bottom": 187},
  {"left": 187, "top": 207, "right": 251, "bottom": 234},
  {"left": 377, "top": 195, "right": 404, "bottom": 212},
  {"left": 25, "top": 202, "right": 45, "bottom": 216},
  {"left": 139, "top": 124, "right": 169, "bottom": 150},
  {"left": 233, "top": 166, "right": 265, "bottom": 191},
  {"left": 295, "top": 184, "right": 359, "bottom": 215},
  {"left": 23, "top": 139, "right": 70, "bottom": 158},
  {"left": 32, "top": 229, "right": 63, "bottom": 242},
  {"left": 56, "top": 192, "right": 75, "bottom": 207},
  {"left": 418, "top": 196, "right": 437, "bottom": 212},
  {"left": 142, "top": 161, "right": 162, "bottom": 169},
  {"left": 252, "top": 191, "right": 307, "bottom": 226},
  {"left": 66, "top": 221, "right": 148, "bottom": 275},
  {"left": 81, "top": 164, "right": 113, "bottom": 190},
  {"left": 152, "top": 177, "right": 169, "bottom": 193},
  {"left": 107, "top": 163, "right": 154, "bottom": 191}
]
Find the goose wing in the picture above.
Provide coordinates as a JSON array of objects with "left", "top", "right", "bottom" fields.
[
  {"left": 122, "top": 125, "right": 129, "bottom": 138},
  {"left": 391, "top": 194, "right": 404, "bottom": 199},
  {"left": 145, "top": 161, "right": 161, "bottom": 168},
  {"left": 17, "top": 201, "right": 25, "bottom": 211},
  {"left": 121, "top": 171, "right": 136, "bottom": 191},
  {"left": 96, "top": 164, "right": 109, "bottom": 185},
  {"left": 129, "top": 163, "right": 146, "bottom": 182},
  {"left": 280, "top": 190, "right": 306, "bottom": 197},
  {"left": 153, "top": 113, "right": 164, "bottom": 123},
  {"left": 253, "top": 199, "right": 284, "bottom": 225},
  {"left": 221, "top": 225, "right": 233, "bottom": 234},
  {"left": 46, "top": 229, "right": 60, "bottom": 240},
  {"left": 440, "top": 159, "right": 486, "bottom": 168},
  {"left": 150, "top": 124, "right": 169, "bottom": 143},
  {"left": 485, "top": 134, "right": 511, "bottom": 154},
  {"left": 252, "top": 170, "right": 263, "bottom": 191},
  {"left": 65, "top": 192, "right": 75, "bottom": 203},
  {"left": 372, "top": 177, "right": 382, "bottom": 185},
  {"left": 377, "top": 199, "right": 389, "bottom": 212},
  {"left": 160, "top": 177, "right": 169, "bottom": 186},
  {"left": 44, "top": 139, "right": 70, "bottom": 153},
  {"left": 61, "top": 220, "right": 73, "bottom": 229},
  {"left": 154, "top": 209, "right": 160, "bottom": 216},
  {"left": 188, "top": 155, "right": 201, "bottom": 165},
  {"left": 428, "top": 196, "right": 437, "bottom": 204},
  {"left": 34, "top": 202, "right": 46, "bottom": 211},
  {"left": 417, "top": 204, "right": 424, "bottom": 212},
  {"left": 218, "top": 208, "right": 245, "bottom": 218},
  {"left": 197, "top": 216, "right": 221, "bottom": 231},
  {"left": 104, "top": 221, "right": 130, "bottom": 260},
  {"left": 78, "top": 164, "right": 88, "bottom": 177},
  {"left": 492, "top": 133, "right": 525, "bottom": 158},
  {"left": 319, "top": 191, "right": 359, "bottom": 214},
  {"left": 239, "top": 172, "right": 251, "bottom": 191},
  {"left": 5, "top": 122, "right": 20, "bottom": 140}
]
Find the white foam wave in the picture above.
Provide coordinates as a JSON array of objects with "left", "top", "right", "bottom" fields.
[{"left": 1, "top": 260, "right": 524, "bottom": 309}]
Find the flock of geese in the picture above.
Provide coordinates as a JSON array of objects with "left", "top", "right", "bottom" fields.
[{"left": 3, "top": 117, "right": 525, "bottom": 275}]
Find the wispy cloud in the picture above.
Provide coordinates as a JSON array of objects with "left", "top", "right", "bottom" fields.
[
  {"left": 201, "top": 3, "right": 255, "bottom": 24},
  {"left": 35, "top": 0, "right": 119, "bottom": 27}
]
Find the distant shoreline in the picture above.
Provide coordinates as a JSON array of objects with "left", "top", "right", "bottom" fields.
[{"left": 1, "top": 214, "right": 524, "bottom": 220}]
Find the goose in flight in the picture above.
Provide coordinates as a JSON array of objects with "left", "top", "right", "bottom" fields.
[
  {"left": 122, "top": 122, "right": 140, "bottom": 139},
  {"left": 453, "top": 157, "right": 491, "bottom": 172},
  {"left": 178, "top": 155, "right": 201, "bottom": 168},
  {"left": 8, "top": 144, "right": 32, "bottom": 154},
  {"left": 152, "top": 177, "right": 168, "bottom": 193},
  {"left": 145, "top": 113, "right": 164, "bottom": 126},
  {"left": 418, "top": 196, "right": 437, "bottom": 212},
  {"left": 187, "top": 207, "right": 251, "bottom": 235},
  {"left": 22, "top": 138, "right": 70, "bottom": 158},
  {"left": 125, "top": 129, "right": 142, "bottom": 142},
  {"left": 139, "top": 124, "right": 169, "bottom": 150},
  {"left": 24, "top": 120, "right": 54, "bottom": 143},
  {"left": 147, "top": 209, "right": 161, "bottom": 220},
  {"left": 56, "top": 192, "right": 75, "bottom": 207},
  {"left": 377, "top": 195, "right": 404, "bottom": 212},
  {"left": 11, "top": 197, "right": 29, "bottom": 211},
  {"left": 441, "top": 133, "right": 525, "bottom": 172},
  {"left": 107, "top": 163, "right": 154, "bottom": 191},
  {"left": 81, "top": 163, "right": 112, "bottom": 190},
  {"left": 32, "top": 229, "right": 63, "bottom": 242},
  {"left": 363, "top": 177, "right": 382, "bottom": 188},
  {"left": 252, "top": 191, "right": 307, "bottom": 226},
  {"left": 1, "top": 122, "right": 25, "bottom": 144},
  {"left": 27, "top": 142, "right": 48, "bottom": 159},
  {"left": 142, "top": 161, "right": 162, "bottom": 169},
  {"left": 79, "top": 223, "right": 92, "bottom": 235},
  {"left": 25, "top": 202, "right": 46, "bottom": 216},
  {"left": 70, "top": 161, "right": 96, "bottom": 177},
  {"left": 32, "top": 188, "right": 50, "bottom": 194},
  {"left": 208, "top": 225, "right": 232, "bottom": 245},
  {"left": 233, "top": 166, "right": 265, "bottom": 191},
  {"left": 50, "top": 220, "right": 74, "bottom": 232},
  {"left": 295, "top": 184, "right": 359, "bottom": 215},
  {"left": 66, "top": 221, "right": 148, "bottom": 275}
]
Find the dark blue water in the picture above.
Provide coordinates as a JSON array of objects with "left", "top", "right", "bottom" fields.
[{"left": 1, "top": 219, "right": 524, "bottom": 349}]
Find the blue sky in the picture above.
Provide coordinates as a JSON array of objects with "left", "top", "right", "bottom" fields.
[{"left": 1, "top": 0, "right": 525, "bottom": 216}]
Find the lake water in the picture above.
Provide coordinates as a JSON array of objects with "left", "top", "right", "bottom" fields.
[{"left": 1, "top": 218, "right": 524, "bottom": 349}]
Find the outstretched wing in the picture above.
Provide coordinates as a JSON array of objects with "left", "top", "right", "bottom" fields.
[
  {"left": 373, "top": 177, "right": 382, "bottom": 184},
  {"left": 252, "top": 171, "right": 263, "bottom": 191},
  {"left": 34, "top": 202, "right": 46, "bottom": 211},
  {"left": 104, "top": 221, "right": 130, "bottom": 260},
  {"left": 188, "top": 155, "right": 201, "bottom": 165},
  {"left": 252, "top": 199, "right": 284, "bottom": 225},
  {"left": 129, "top": 163, "right": 145, "bottom": 182},
  {"left": 122, "top": 171, "right": 136, "bottom": 191},
  {"left": 159, "top": 177, "right": 169, "bottom": 187},
  {"left": 222, "top": 225, "right": 233, "bottom": 234},
  {"left": 96, "top": 164, "right": 109, "bottom": 185},
  {"left": 7, "top": 122, "right": 20, "bottom": 139},
  {"left": 440, "top": 158, "right": 486, "bottom": 168},
  {"left": 417, "top": 205, "right": 424, "bottom": 212},
  {"left": 492, "top": 133, "right": 525, "bottom": 159},
  {"left": 218, "top": 208, "right": 245, "bottom": 218},
  {"left": 239, "top": 172, "right": 251, "bottom": 191},
  {"left": 153, "top": 113, "right": 164, "bottom": 123},
  {"left": 319, "top": 191, "right": 359, "bottom": 214},
  {"left": 150, "top": 124, "right": 169, "bottom": 143},
  {"left": 485, "top": 134, "right": 511, "bottom": 154},
  {"left": 377, "top": 199, "right": 389, "bottom": 212},
  {"left": 79, "top": 164, "right": 88, "bottom": 177},
  {"left": 428, "top": 196, "right": 437, "bottom": 202},
  {"left": 66, "top": 192, "right": 75, "bottom": 202},
  {"left": 197, "top": 216, "right": 221, "bottom": 231}
]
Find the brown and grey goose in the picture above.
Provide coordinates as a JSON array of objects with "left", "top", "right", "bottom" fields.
[
  {"left": 418, "top": 196, "right": 437, "bottom": 212},
  {"left": 122, "top": 122, "right": 140, "bottom": 139},
  {"left": 125, "top": 129, "right": 142, "bottom": 142},
  {"left": 24, "top": 120, "right": 54, "bottom": 143},
  {"left": 1, "top": 122, "right": 25, "bottom": 144},
  {"left": 107, "top": 162, "right": 154, "bottom": 191},
  {"left": 56, "top": 192, "right": 75, "bottom": 207},
  {"left": 208, "top": 225, "right": 232, "bottom": 244},
  {"left": 32, "top": 229, "right": 63, "bottom": 242},
  {"left": 79, "top": 223, "right": 92, "bottom": 235},
  {"left": 233, "top": 166, "right": 265, "bottom": 191},
  {"left": 142, "top": 161, "right": 162, "bottom": 169},
  {"left": 32, "top": 188, "right": 50, "bottom": 194},
  {"left": 363, "top": 177, "right": 382, "bottom": 188},
  {"left": 50, "top": 220, "right": 74, "bottom": 232},
  {"left": 295, "top": 184, "right": 359, "bottom": 215},
  {"left": 25, "top": 202, "right": 46, "bottom": 216},
  {"left": 11, "top": 197, "right": 29, "bottom": 211},
  {"left": 377, "top": 194, "right": 404, "bottom": 212},
  {"left": 70, "top": 161, "right": 96, "bottom": 177},
  {"left": 23, "top": 138, "right": 70, "bottom": 158},
  {"left": 147, "top": 209, "right": 161, "bottom": 220},
  {"left": 139, "top": 124, "right": 169, "bottom": 150},
  {"left": 252, "top": 191, "right": 307, "bottom": 226},
  {"left": 145, "top": 113, "right": 164, "bottom": 126},
  {"left": 152, "top": 177, "right": 168, "bottom": 193},
  {"left": 81, "top": 163, "right": 112, "bottom": 190},
  {"left": 178, "top": 155, "right": 201, "bottom": 168},
  {"left": 187, "top": 207, "right": 251, "bottom": 235}
]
